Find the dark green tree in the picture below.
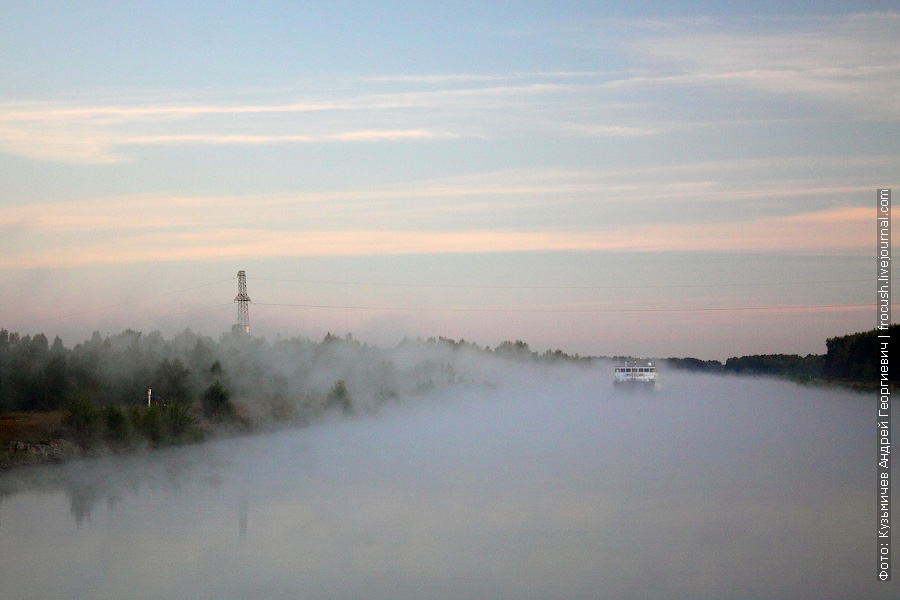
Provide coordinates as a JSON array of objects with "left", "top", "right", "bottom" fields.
[
  {"left": 40, "top": 354, "right": 70, "bottom": 411},
  {"left": 494, "top": 340, "right": 535, "bottom": 361},
  {"left": 154, "top": 358, "right": 193, "bottom": 404},
  {"left": 64, "top": 391, "right": 101, "bottom": 449},
  {"left": 327, "top": 379, "right": 353, "bottom": 415},
  {"left": 201, "top": 380, "right": 235, "bottom": 421},
  {"left": 104, "top": 403, "right": 133, "bottom": 446}
]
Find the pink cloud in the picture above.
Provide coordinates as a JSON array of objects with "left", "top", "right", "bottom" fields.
[{"left": 0, "top": 206, "right": 875, "bottom": 270}]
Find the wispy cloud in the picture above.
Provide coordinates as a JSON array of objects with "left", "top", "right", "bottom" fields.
[
  {"left": 606, "top": 206, "right": 872, "bottom": 254},
  {"left": 327, "top": 129, "right": 451, "bottom": 142},
  {"left": 7, "top": 12, "right": 893, "bottom": 165},
  {"left": 626, "top": 12, "right": 900, "bottom": 119},
  {"left": 2, "top": 152, "right": 882, "bottom": 237},
  {"left": 0, "top": 82, "right": 577, "bottom": 162},
  {"left": 0, "top": 199, "right": 873, "bottom": 270},
  {"left": 124, "top": 129, "right": 451, "bottom": 145},
  {"left": 3, "top": 11, "right": 896, "bottom": 164},
  {"left": 358, "top": 71, "right": 628, "bottom": 84},
  {"left": 0, "top": 9, "right": 895, "bottom": 217}
]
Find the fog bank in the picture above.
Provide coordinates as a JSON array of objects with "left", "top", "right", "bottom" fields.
[{"left": 0, "top": 360, "right": 889, "bottom": 600}]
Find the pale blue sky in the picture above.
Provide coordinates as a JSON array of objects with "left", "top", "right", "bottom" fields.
[{"left": 1, "top": 1, "right": 897, "bottom": 359}]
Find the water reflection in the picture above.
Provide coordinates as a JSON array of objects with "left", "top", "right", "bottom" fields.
[
  {"left": 0, "top": 369, "right": 893, "bottom": 599},
  {"left": 239, "top": 499, "right": 248, "bottom": 539},
  {"left": 0, "top": 440, "right": 231, "bottom": 525}
]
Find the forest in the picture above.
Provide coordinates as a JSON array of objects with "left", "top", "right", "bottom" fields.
[
  {"left": 823, "top": 325, "right": 897, "bottom": 382},
  {"left": 0, "top": 324, "right": 894, "bottom": 462},
  {"left": 1, "top": 324, "right": 894, "bottom": 417},
  {"left": 0, "top": 327, "right": 594, "bottom": 460},
  {"left": 0, "top": 328, "right": 592, "bottom": 416},
  {"left": 664, "top": 354, "right": 825, "bottom": 378},
  {"left": 665, "top": 324, "right": 897, "bottom": 384}
]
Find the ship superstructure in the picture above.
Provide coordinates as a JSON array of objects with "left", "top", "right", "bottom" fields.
[{"left": 613, "top": 358, "right": 659, "bottom": 388}]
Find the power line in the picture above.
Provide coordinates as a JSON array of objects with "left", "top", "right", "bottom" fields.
[
  {"left": 254, "top": 301, "right": 874, "bottom": 314},
  {"left": 250, "top": 276, "right": 868, "bottom": 291},
  {"left": 9, "top": 269, "right": 876, "bottom": 337},
  {"left": 17, "top": 277, "right": 236, "bottom": 330},
  {"left": 251, "top": 275, "right": 873, "bottom": 315},
  {"left": 118, "top": 302, "right": 236, "bottom": 335},
  {"left": 147, "top": 302, "right": 235, "bottom": 323}
]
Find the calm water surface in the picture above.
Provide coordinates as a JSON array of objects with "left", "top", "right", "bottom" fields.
[{"left": 0, "top": 369, "right": 893, "bottom": 599}]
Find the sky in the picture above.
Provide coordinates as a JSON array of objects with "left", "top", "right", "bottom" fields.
[{"left": 0, "top": 1, "right": 897, "bottom": 360}]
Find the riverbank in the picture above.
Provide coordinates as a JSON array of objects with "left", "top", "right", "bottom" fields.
[
  {"left": 789, "top": 376, "right": 895, "bottom": 393},
  {"left": 0, "top": 407, "right": 265, "bottom": 471},
  {"left": 0, "top": 412, "right": 75, "bottom": 469}
]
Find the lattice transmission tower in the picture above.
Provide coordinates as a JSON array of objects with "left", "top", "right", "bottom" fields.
[{"left": 234, "top": 270, "right": 251, "bottom": 333}]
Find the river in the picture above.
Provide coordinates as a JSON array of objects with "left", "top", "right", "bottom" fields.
[{"left": 0, "top": 367, "right": 892, "bottom": 599}]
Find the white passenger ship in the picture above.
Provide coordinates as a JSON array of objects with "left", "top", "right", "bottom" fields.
[{"left": 613, "top": 358, "right": 659, "bottom": 388}]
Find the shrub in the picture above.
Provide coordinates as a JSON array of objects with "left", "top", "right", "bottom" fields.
[
  {"left": 163, "top": 401, "right": 202, "bottom": 442},
  {"left": 137, "top": 404, "right": 163, "bottom": 444}
]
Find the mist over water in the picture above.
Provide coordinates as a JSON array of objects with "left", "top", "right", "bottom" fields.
[{"left": 0, "top": 359, "right": 891, "bottom": 600}]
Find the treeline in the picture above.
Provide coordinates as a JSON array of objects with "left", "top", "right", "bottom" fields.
[
  {"left": 0, "top": 327, "right": 592, "bottom": 419},
  {"left": 0, "top": 328, "right": 240, "bottom": 415},
  {"left": 664, "top": 354, "right": 824, "bottom": 377},
  {"left": 4, "top": 323, "right": 891, "bottom": 424},
  {"left": 824, "top": 325, "right": 897, "bottom": 382},
  {"left": 665, "top": 324, "right": 898, "bottom": 384},
  {"left": 419, "top": 336, "right": 594, "bottom": 365}
]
